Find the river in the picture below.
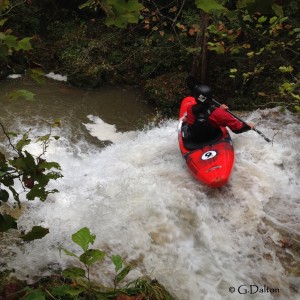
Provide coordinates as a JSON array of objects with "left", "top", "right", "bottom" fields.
[{"left": 0, "top": 76, "right": 299, "bottom": 300}]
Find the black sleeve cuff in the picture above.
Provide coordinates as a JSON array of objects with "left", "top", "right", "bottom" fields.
[{"left": 232, "top": 123, "right": 251, "bottom": 134}]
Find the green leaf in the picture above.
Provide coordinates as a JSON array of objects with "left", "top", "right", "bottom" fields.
[
  {"left": 65, "top": 286, "right": 85, "bottom": 296},
  {"left": 9, "top": 90, "right": 35, "bottom": 101},
  {"left": 41, "top": 172, "right": 62, "bottom": 181},
  {"left": 291, "top": 93, "right": 300, "bottom": 101},
  {"left": 62, "top": 267, "right": 86, "bottom": 278},
  {"left": 36, "top": 134, "right": 51, "bottom": 142},
  {"left": 258, "top": 16, "right": 267, "bottom": 23},
  {"left": 269, "top": 16, "right": 278, "bottom": 24},
  {"left": 50, "top": 285, "right": 72, "bottom": 297},
  {"left": 16, "top": 37, "right": 32, "bottom": 51},
  {"left": 195, "top": 0, "right": 225, "bottom": 13},
  {"left": 278, "top": 66, "right": 293, "bottom": 73},
  {"left": 111, "top": 254, "right": 123, "bottom": 272},
  {"left": 207, "top": 42, "right": 225, "bottom": 54},
  {"left": 52, "top": 118, "right": 61, "bottom": 128},
  {"left": 114, "top": 265, "right": 131, "bottom": 286},
  {"left": 24, "top": 150, "right": 36, "bottom": 169},
  {"left": 0, "top": 152, "right": 6, "bottom": 162},
  {"left": 186, "top": 47, "right": 201, "bottom": 54},
  {"left": 61, "top": 248, "right": 78, "bottom": 258},
  {"left": 80, "top": 249, "right": 106, "bottom": 266},
  {"left": 272, "top": 3, "right": 284, "bottom": 17},
  {"left": 256, "top": 47, "right": 265, "bottom": 55},
  {"left": 21, "top": 226, "right": 49, "bottom": 241},
  {"left": 72, "top": 227, "right": 96, "bottom": 252},
  {"left": 38, "top": 161, "right": 61, "bottom": 170},
  {"left": 10, "top": 151, "right": 36, "bottom": 171},
  {"left": 50, "top": 285, "right": 84, "bottom": 297},
  {"left": 24, "top": 289, "right": 46, "bottom": 300},
  {"left": 79, "top": 2, "right": 90, "bottom": 9},
  {"left": 8, "top": 186, "right": 20, "bottom": 205},
  {"left": 4, "top": 34, "right": 18, "bottom": 49},
  {"left": 104, "top": 0, "right": 144, "bottom": 28},
  {"left": 34, "top": 173, "right": 49, "bottom": 185},
  {"left": 10, "top": 157, "right": 26, "bottom": 170},
  {"left": 79, "top": 0, "right": 93, "bottom": 10},
  {"left": 7, "top": 131, "right": 18, "bottom": 137},
  {"left": 0, "top": 171, "right": 6, "bottom": 177},
  {"left": 1, "top": 176, "right": 14, "bottom": 187},
  {"left": 29, "top": 68, "right": 45, "bottom": 84},
  {"left": 247, "top": 51, "right": 254, "bottom": 58},
  {"left": 0, "top": 214, "right": 17, "bottom": 232},
  {"left": 0, "top": 189, "right": 9, "bottom": 201},
  {"left": 26, "top": 184, "right": 50, "bottom": 201},
  {"left": 279, "top": 82, "right": 295, "bottom": 93},
  {"left": 0, "top": 18, "right": 7, "bottom": 26},
  {"left": 0, "top": 0, "right": 10, "bottom": 12}
]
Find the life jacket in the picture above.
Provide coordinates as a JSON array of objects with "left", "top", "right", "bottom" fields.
[{"left": 187, "top": 104, "right": 222, "bottom": 143}]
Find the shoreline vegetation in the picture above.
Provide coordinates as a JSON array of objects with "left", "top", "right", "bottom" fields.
[
  {"left": 1, "top": 1, "right": 299, "bottom": 116},
  {"left": 0, "top": 227, "right": 175, "bottom": 300}
]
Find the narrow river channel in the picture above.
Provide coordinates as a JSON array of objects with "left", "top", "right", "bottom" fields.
[{"left": 0, "top": 76, "right": 299, "bottom": 300}]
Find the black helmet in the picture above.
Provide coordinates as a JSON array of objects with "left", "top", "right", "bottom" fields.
[{"left": 193, "top": 85, "right": 212, "bottom": 103}]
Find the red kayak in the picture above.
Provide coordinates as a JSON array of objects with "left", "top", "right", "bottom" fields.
[{"left": 178, "top": 97, "right": 235, "bottom": 188}]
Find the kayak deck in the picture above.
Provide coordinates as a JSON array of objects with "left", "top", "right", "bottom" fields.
[{"left": 178, "top": 121, "right": 234, "bottom": 188}]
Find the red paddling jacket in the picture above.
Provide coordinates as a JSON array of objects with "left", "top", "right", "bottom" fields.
[{"left": 186, "top": 101, "right": 250, "bottom": 143}]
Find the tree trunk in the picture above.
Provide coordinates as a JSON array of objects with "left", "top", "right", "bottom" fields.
[
  {"left": 191, "top": 9, "right": 209, "bottom": 84},
  {"left": 191, "top": 30, "right": 201, "bottom": 77},
  {"left": 200, "top": 10, "right": 209, "bottom": 83}
]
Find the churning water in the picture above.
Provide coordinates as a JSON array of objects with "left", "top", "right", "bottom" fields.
[{"left": 0, "top": 77, "right": 299, "bottom": 300}]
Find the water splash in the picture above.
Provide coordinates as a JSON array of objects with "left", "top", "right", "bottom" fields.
[
  {"left": 1, "top": 107, "right": 299, "bottom": 300},
  {"left": 83, "top": 115, "right": 137, "bottom": 143}
]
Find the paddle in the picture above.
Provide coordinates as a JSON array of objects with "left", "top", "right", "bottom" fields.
[{"left": 212, "top": 98, "right": 271, "bottom": 143}]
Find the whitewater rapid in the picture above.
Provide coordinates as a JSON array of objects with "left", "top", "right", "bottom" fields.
[{"left": 0, "top": 107, "right": 299, "bottom": 300}]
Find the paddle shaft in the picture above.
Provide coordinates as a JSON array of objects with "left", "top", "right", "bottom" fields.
[{"left": 212, "top": 99, "right": 271, "bottom": 143}]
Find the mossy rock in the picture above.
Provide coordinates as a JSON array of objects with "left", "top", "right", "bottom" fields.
[{"left": 144, "top": 72, "right": 189, "bottom": 116}]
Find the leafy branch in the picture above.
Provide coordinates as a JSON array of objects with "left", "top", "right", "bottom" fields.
[
  {"left": 0, "top": 121, "right": 18, "bottom": 153},
  {"left": 0, "top": 119, "right": 63, "bottom": 233},
  {"left": 21, "top": 227, "right": 174, "bottom": 299},
  {"left": 0, "top": 0, "right": 25, "bottom": 17}
]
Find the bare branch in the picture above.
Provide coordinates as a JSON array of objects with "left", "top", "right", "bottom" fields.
[
  {"left": 0, "top": 121, "right": 18, "bottom": 153},
  {"left": 0, "top": 0, "right": 26, "bottom": 18}
]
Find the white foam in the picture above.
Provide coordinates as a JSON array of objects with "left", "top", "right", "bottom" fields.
[
  {"left": 45, "top": 72, "right": 67, "bottom": 82},
  {"left": 7, "top": 72, "right": 67, "bottom": 81},
  {"left": 83, "top": 115, "right": 137, "bottom": 143},
  {"left": 7, "top": 74, "right": 22, "bottom": 79},
  {"left": 1, "top": 108, "right": 300, "bottom": 300}
]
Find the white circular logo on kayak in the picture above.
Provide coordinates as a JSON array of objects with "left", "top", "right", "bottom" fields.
[{"left": 201, "top": 151, "right": 217, "bottom": 160}]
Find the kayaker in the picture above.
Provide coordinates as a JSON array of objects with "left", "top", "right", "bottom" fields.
[{"left": 183, "top": 84, "right": 255, "bottom": 143}]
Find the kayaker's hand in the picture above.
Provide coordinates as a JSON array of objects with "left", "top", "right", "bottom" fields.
[
  {"left": 247, "top": 122, "right": 255, "bottom": 129},
  {"left": 220, "top": 104, "right": 229, "bottom": 110}
]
